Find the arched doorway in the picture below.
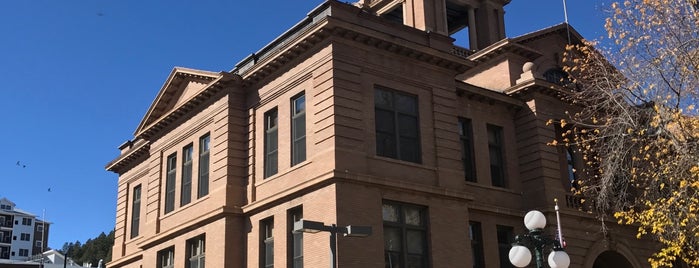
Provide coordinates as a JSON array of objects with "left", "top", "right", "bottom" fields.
[{"left": 593, "top": 251, "right": 634, "bottom": 268}]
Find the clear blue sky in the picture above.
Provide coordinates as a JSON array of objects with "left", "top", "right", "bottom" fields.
[{"left": 0, "top": 0, "right": 607, "bottom": 250}]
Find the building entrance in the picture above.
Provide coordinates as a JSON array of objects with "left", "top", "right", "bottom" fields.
[{"left": 593, "top": 250, "right": 634, "bottom": 268}]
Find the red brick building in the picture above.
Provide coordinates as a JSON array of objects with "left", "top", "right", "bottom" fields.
[{"left": 107, "top": 0, "right": 655, "bottom": 267}]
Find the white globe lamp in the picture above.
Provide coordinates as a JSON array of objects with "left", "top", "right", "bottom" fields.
[
  {"left": 548, "top": 250, "right": 571, "bottom": 268},
  {"left": 508, "top": 245, "right": 532, "bottom": 267},
  {"left": 524, "top": 210, "right": 547, "bottom": 230}
]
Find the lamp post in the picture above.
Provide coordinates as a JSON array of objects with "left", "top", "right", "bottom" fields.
[
  {"left": 293, "top": 219, "right": 372, "bottom": 268},
  {"left": 508, "top": 210, "right": 570, "bottom": 268}
]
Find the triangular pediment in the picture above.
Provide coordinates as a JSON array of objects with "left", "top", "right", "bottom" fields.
[
  {"left": 134, "top": 67, "right": 221, "bottom": 136},
  {"left": 511, "top": 23, "right": 584, "bottom": 45}
]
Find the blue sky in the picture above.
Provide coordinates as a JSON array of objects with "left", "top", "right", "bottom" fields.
[{"left": 0, "top": 0, "right": 608, "bottom": 250}]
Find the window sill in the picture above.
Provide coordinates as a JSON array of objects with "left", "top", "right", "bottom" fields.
[
  {"left": 464, "top": 181, "right": 518, "bottom": 194},
  {"left": 256, "top": 160, "right": 313, "bottom": 186}
]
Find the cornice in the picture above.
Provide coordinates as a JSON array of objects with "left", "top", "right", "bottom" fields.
[
  {"left": 456, "top": 81, "right": 524, "bottom": 110},
  {"left": 105, "top": 139, "right": 150, "bottom": 173},
  {"left": 467, "top": 39, "right": 544, "bottom": 64},
  {"left": 504, "top": 78, "right": 570, "bottom": 101},
  {"left": 235, "top": 0, "right": 475, "bottom": 88}
]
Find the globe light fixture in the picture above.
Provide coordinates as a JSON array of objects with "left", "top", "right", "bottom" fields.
[{"left": 508, "top": 210, "right": 570, "bottom": 268}]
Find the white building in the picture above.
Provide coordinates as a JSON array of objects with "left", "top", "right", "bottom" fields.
[{"left": 0, "top": 198, "right": 48, "bottom": 262}]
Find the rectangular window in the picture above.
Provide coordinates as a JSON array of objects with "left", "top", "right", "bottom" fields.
[
  {"left": 131, "top": 185, "right": 142, "bottom": 238},
  {"left": 487, "top": 124, "right": 506, "bottom": 187},
  {"left": 555, "top": 124, "right": 578, "bottom": 191},
  {"left": 158, "top": 247, "right": 175, "bottom": 268},
  {"left": 21, "top": 218, "right": 32, "bottom": 226},
  {"left": 165, "top": 153, "right": 177, "bottom": 214},
  {"left": 496, "top": 225, "right": 514, "bottom": 268},
  {"left": 198, "top": 134, "right": 210, "bottom": 198},
  {"left": 187, "top": 235, "right": 205, "bottom": 268},
  {"left": 181, "top": 144, "right": 193, "bottom": 206},
  {"left": 19, "top": 249, "right": 28, "bottom": 257},
  {"left": 459, "top": 118, "right": 476, "bottom": 182},
  {"left": 36, "top": 223, "right": 43, "bottom": 232},
  {"left": 291, "top": 94, "right": 306, "bottom": 166},
  {"left": 375, "top": 87, "right": 421, "bottom": 163},
  {"left": 261, "top": 218, "right": 274, "bottom": 268},
  {"left": 383, "top": 201, "right": 427, "bottom": 268},
  {"left": 20, "top": 233, "right": 30, "bottom": 241},
  {"left": 288, "top": 207, "right": 303, "bottom": 268},
  {"left": 35, "top": 241, "right": 42, "bottom": 248},
  {"left": 264, "top": 109, "right": 279, "bottom": 178},
  {"left": 469, "top": 222, "right": 484, "bottom": 268}
]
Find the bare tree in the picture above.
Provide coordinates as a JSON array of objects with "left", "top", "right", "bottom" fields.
[{"left": 561, "top": 0, "right": 699, "bottom": 266}]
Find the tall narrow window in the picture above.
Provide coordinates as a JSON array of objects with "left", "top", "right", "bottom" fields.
[
  {"left": 181, "top": 144, "right": 193, "bottom": 206},
  {"left": 496, "top": 225, "right": 514, "bottom": 268},
  {"left": 291, "top": 94, "right": 306, "bottom": 166},
  {"left": 288, "top": 207, "right": 303, "bottom": 268},
  {"left": 261, "top": 218, "right": 274, "bottom": 268},
  {"left": 459, "top": 118, "right": 476, "bottom": 182},
  {"left": 187, "top": 235, "right": 205, "bottom": 268},
  {"left": 264, "top": 109, "right": 279, "bottom": 178},
  {"left": 375, "top": 87, "right": 420, "bottom": 163},
  {"left": 131, "top": 185, "right": 142, "bottom": 238},
  {"left": 165, "top": 153, "right": 177, "bottom": 214},
  {"left": 487, "top": 125, "right": 506, "bottom": 187},
  {"left": 566, "top": 148, "right": 577, "bottom": 189},
  {"left": 198, "top": 134, "right": 210, "bottom": 198},
  {"left": 555, "top": 124, "right": 578, "bottom": 191},
  {"left": 469, "top": 222, "right": 484, "bottom": 268},
  {"left": 383, "top": 201, "right": 427, "bottom": 268},
  {"left": 159, "top": 247, "right": 175, "bottom": 268}
]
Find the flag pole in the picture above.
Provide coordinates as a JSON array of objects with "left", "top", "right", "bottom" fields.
[
  {"left": 563, "top": 0, "right": 572, "bottom": 44},
  {"left": 554, "top": 198, "right": 565, "bottom": 248}
]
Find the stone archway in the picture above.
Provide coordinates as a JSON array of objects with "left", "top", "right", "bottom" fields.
[{"left": 593, "top": 251, "right": 635, "bottom": 268}]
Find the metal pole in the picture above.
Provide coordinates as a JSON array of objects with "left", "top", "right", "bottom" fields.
[
  {"left": 329, "top": 224, "right": 337, "bottom": 268},
  {"left": 534, "top": 243, "right": 544, "bottom": 268},
  {"left": 63, "top": 248, "right": 69, "bottom": 268}
]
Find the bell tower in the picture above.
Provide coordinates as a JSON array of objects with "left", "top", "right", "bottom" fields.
[{"left": 358, "top": 0, "right": 510, "bottom": 50}]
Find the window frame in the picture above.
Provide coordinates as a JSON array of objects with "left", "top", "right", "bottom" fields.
[
  {"left": 261, "top": 218, "right": 274, "bottom": 268},
  {"left": 382, "top": 201, "right": 428, "bottom": 268},
  {"left": 264, "top": 109, "right": 279, "bottom": 178},
  {"left": 131, "top": 184, "right": 142, "bottom": 238},
  {"left": 469, "top": 221, "right": 485, "bottom": 268},
  {"left": 158, "top": 247, "right": 175, "bottom": 268},
  {"left": 291, "top": 93, "right": 307, "bottom": 166},
  {"left": 496, "top": 225, "right": 514, "bottom": 268},
  {"left": 181, "top": 144, "right": 194, "bottom": 206},
  {"left": 187, "top": 235, "right": 206, "bottom": 268},
  {"left": 487, "top": 124, "right": 506, "bottom": 187},
  {"left": 198, "top": 133, "right": 211, "bottom": 198},
  {"left": 374, "top": 87, "right": 421, "bottom": 163},
  {"left": 165, "top": 153, "right": 177, "bottom": 214},
  {"left": 459, "top": 118, "right": 476, "bottom": 182},
  {"left": 288, "top": 207, "right": 303, "bottom": 268}
]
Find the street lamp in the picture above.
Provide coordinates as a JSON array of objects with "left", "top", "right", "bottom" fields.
[
  {"left": 508, "top": 210, "right": 570, "bottom": 268},
  {"left": 293, "top": 219, "right": 371, "bottom": 268}
]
